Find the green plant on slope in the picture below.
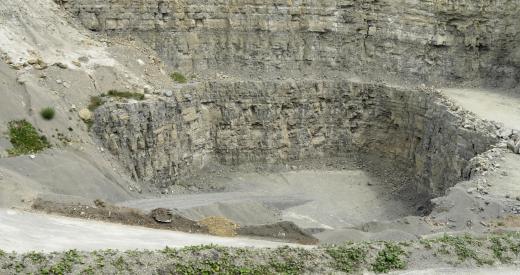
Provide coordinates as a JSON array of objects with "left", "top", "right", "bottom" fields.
[
  {"left": 106, "top": 90, "right": 145, "bottom": 100},
  {"left": 87, "top": 96, "right": 104, "bottom": 111},
  {"left": 170, "top": 72, "right": 187, "bottom": 83},
  {"left": 7, "top": 120, "right": 50, "bottom": 156},
  {"left": 326, "top": 244, "right": 367, "bottom": 273},
  {"left": 40, "top": 107, "right": 56, "bottom": 120},
  {"left": 372, "top": 243, "right": 406, "bottom": 273}
]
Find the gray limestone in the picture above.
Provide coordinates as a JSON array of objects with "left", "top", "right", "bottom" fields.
[{"left": 93, "top": 80, "right": 498, "bottom": 196}]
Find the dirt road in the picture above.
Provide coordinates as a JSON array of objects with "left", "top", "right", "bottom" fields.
[{"left": 0, "top": 209, "right": 304, "bottom": 253}]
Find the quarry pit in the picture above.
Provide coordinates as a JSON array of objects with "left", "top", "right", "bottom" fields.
[
  {"left": 1, "top": 0, "right": 520, "bottom": 273},
  {"left": 91, "top": 79, "right": 498, "bottom": 242}
]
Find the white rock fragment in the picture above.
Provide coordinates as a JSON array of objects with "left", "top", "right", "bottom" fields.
[
  {"left": 78, "top": 108, "right": 92, "bottom": 121},
  {"left": 163, "top": 90, "right": 173, "bottom": 97}
]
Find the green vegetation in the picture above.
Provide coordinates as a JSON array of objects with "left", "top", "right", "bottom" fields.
[
  {"left": 23, "top": 251, "right": 46, "bottom": 264},
  {"left": 87, "top": 90, "right": 145, "bottom": 113},
  {"left": 170, "top": 72, "right": 187, "bottom": 83},
  {"left": 7, "top": 120, "right": 50, "bottom": 156},
  {"left": 372, "top": 243, "right": 406, "bottom": 273},
  {"left": 326, "top": 243, "right": 367, "bottom": 273},
  {"left": 106, "top": 90, "right": 145, "bottom": 100},
  {"left": 40, "top": 107, "right": 56, "bottom": 120},
  {"left": 490, "top": 236, "right": 511, "bottom": 263},
  {"left": 432, "top": 234, "right": 493, "bottom": 265},
  {"left": 2, "top": 234, "right": 520, "bottom": 274},
  {"left": 111, "top": 256, "right": 129, "bottom": 273},
  {"left": 39, "top": 250, "right": 82, "bottom": 275},
  {"left": 87, "top": 96, "right": 104, "bottom": 112}
]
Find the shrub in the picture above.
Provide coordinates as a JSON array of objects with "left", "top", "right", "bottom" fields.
[
  {"left": 372, "top": 243, "right": 406, "bottom": 273},
  {"left": 88, "top": 96, "right": 104, "bottom": 111},
  {"left": 40, "top": 107, "right": 55, "bottom": 120},
  {"left": 170, "top": 72, "right": 187, "bottom": 83},
  {"left": 106, "top": 90, "right": 145, "bottom": 100},
  {"left": 326, "top": 244, "right": 366, "bottom": 273},
  {"left": 7, "top": 120, "right": 50, "bottom": 156}
]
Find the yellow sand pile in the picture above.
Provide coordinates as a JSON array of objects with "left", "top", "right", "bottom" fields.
[{"left": 198, "top": 216, "right": 238, "bottom": 237}]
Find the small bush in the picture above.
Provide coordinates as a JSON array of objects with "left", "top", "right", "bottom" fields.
[
  {"left": 106, "top": 90, "right": 145, "bottom": 100},
  {"left": 170, "top": 72, "right": 187, "bottom": 83},
  {"left": 40, "top": 107, "right": 55, "bottom": 120},
  {"left": 372, "top": 243, "right": 406, "bottom": 273},
  {"left": 326, "top": 244, "right": 366, "bottom": 273},
  {"left": 7, "top": 120, "right": 50, "bottom": 156},
  {"left": 88, "top": 96, "right": 104, "bottom": 111}
]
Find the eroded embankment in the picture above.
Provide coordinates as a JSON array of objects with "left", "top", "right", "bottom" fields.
[{"left": 93, "top": 80, "right": 497, "bottom": 197}]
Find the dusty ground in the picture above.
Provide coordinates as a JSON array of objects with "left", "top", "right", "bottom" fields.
[
  {"left": 0, "top": 209, "right": 300, "bottom": 253},
  {"left": 120, "top": 168, "right": 419, "bottom": 243},
  {"left": 31, "top": 199, "right": 318, "bottom": 244},
  {"left": 441, "top": 88, "right": 520, "bottom": 130}
]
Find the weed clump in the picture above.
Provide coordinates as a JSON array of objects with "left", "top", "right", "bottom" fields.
[
  {"left": 106, "top": 90, "right": 145, "bottom": 100},
  {"left": 87, "top": 96, "right": 104, "bottom": 111},
  {"left": 7, "top": 120, "right": 50, "bottom": 156},
  {"left": 170, "top": 72, "right": 187, "bottom": 83},
  {"left": 40, "top": 107, "right": 55, "bottom": 120},
  {"left": 326, "top": 244, "right": 366, "bottom": 273},
  {"left": 39, "top": 249, "right": 82, "bottom": 275},
  {"left": 372, "top": 243, "right": 406, "bottom": 273}
]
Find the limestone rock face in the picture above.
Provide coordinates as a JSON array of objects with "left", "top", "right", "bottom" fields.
[
  {"left": 93, "top": 80, "right": 498, "bottom": 195},
  {"left": 60, "top": 0, "right": 520, "bottom": 87}
]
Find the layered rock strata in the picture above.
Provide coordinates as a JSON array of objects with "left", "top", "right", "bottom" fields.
[
  {"left": 60, "top": 0, "right": 520, "bottom": 87},
  {"left": 93, "top": 80, "right": 498, "bottom": 195}
]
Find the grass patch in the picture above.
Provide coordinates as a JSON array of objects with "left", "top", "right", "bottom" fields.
[
  {"left": 39, "top": 250, "right": 82, "bottom": 275},
  {"left": 372, "top": 243, "right": 406, "bottom": 273},
  {"left": 87, "top": 91, "right": 144, "bottom": 113},
  {"left": 170, "top": 72, "right": 187, "bottom": 83},
  {"left": 490, "top": 236, "right": 511, "bottom": 263},
  {"left": 326, "top": 244, "right": 366, "bottom": 273},
  {"left": 87, "top": 96, "right": 104, "bottom": 112},
  {"left": 7, "top": 120, "right": 50, "bottom": 156},
  {"left": 40, "top": 107, "right": 55, "bottom": 120},
  {"left": 106, "top": 90, "right": 145, "bottom": 100},
  {"left": 23, "top": 251, "right": 46, "bottom": 264}
]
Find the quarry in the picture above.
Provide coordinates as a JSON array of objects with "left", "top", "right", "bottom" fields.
[{"left": 1, "top": 0, "right": 520, "bottom": 274}]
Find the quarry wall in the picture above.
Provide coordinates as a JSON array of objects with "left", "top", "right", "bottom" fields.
[
  {"left": 93, "top": 80, "right": 498, "bottom": 195},
  {"left": 60, "top": 0, "right": 520, "bottom": 87}
]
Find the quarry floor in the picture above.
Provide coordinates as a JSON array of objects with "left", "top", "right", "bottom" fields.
[{"left": 120, "top": 168, "right": 419, "bottom": 243}]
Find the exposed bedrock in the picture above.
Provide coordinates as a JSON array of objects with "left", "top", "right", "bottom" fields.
[
  {"left": 93, "top": 80, "right": 498, "bottom": 196},
  {"left": 60, "top": 0, "right": 520, "bottom": 87}
]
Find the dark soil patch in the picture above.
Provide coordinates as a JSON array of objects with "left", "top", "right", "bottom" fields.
[
  {"left": 31, "top": 199, "right": 207, "bottom": 234},
  {"left": 31, "top": 199, "right": 317, "bottom": 244}
]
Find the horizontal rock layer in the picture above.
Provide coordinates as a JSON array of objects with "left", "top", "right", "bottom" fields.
[
  {"left": 93, "top": 80, "right": 498, "bottom": 195},
  {"left": 61, "top": 0, "right": 520, "bottom": 87}
]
